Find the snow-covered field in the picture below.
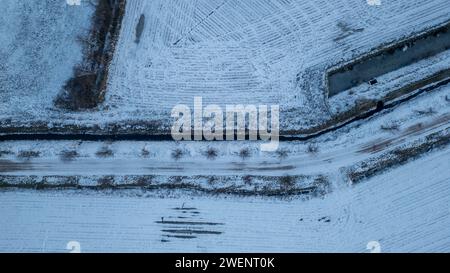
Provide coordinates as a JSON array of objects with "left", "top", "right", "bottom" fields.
[
  {"left": 1, "top": 0, "right": 450, "bottom": 253},
  {"left": 0, "top": 0, "right": 93, "bottom": 119},
  {"left": 103, "top": 0, "right": 450, "bottom": 133},
  {"left": 1, "top": 147, "right": 449, "bottom": 253},
  {"left": 1, "top": 0, "right": 450, "bottom": 134}
]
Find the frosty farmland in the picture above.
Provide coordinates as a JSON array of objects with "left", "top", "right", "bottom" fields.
[{"left": 0, "top": 0, "right": 449, "bottom": 253}]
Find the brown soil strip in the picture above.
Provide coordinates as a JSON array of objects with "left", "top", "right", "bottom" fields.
[{"left": 55, "top": 0, "right": 127, "bottom": 110}]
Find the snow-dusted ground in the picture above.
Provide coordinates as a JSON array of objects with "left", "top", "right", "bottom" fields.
[
  {"left": 0, "top": 1, "right": 93, "bottom": 119},
  {"left": 103, "top": 0, "right": 450, "bottom": 132},
  {"left": 1, "top": 147, "right": 449, "bottom": 253},
  {"left": 1, "top": 0, "right": 450, "bottom": 253},
  {"left": 1, "top": 0, "right": 450, "bottom": 134}
]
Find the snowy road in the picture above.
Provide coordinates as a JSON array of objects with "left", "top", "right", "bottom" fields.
[{"left": 1, "top": 112, "right": 448, "bottom": 178}]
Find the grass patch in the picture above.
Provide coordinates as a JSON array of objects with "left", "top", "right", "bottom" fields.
[
  {"left": 276, "top": 149, "right": 289, "bottom": 159},
  {"left": 204, "top": 147, "right": 218, "bottom": 159},
  {"left": 171, "top": 149, "right": 184, "bottom": 160},
  {"left": 414, "top": 107, "right": 437, "bottom": 116},
  {"left": 17, "top": 151, "right": 40, "bottom": 159},
  {"left": 59, "top": 150, "right": 79, "bottom": 162},
  {"left": 306, "top": 144, "right": 319, "bottom": 154},
  {"left": 380, "top": 122, "right": 400, "bottom": 131},
  {"left": 242, "top": 175, "right": 253, "bottom": 185},
  {"left": 0, "top": 150, "right": 13, "bottom": 157},
  {"left": 96, "top": 146, "right": 114, "bottom": 158},
  {"left": 141, "top": 146, "right": 150, "bottom": 157},
  {"left": 97, "top": 176, "right": 115, "bottom": 189},
  {"left": 239, "top": 148, "right": 251, "bottom": 159},
  {"left": 279, "top": 176, "right": 295, "bottom": 191}
]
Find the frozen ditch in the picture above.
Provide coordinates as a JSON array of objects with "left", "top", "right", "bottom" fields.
[{"left": 328, "top": 21, "right": 450, "bottom": 97}]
